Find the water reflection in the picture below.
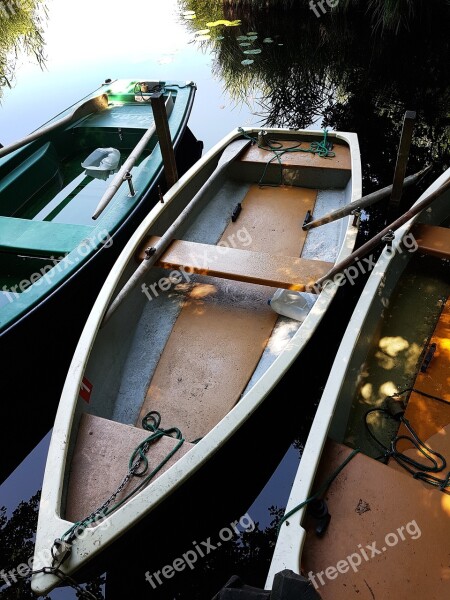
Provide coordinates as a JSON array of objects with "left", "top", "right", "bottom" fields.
[
  {"left": 183, "top": 1, "right": 450, "bottom": 194},
  {"left": 0, "top": 1, "right": 47, "bottom": 100},
  {"left": 1, "top": 1, "right": 449, "bottom": 598}
]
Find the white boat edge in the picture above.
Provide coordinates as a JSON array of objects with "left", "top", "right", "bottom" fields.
[
  {"left": 265, "top": 165, "right": 450, "bottom": 589},
  {"left": 31, "top": 127, "right": 362, "bottom": 594}
]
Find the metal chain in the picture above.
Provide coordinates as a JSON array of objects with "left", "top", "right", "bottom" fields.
[
  {"left": 63, "top": 440, "right": 151, "bottom": 543},
  {"left": 30, "top": 566, "right": 101, "bottom": 600}
]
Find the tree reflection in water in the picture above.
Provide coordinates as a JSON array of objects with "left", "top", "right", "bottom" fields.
[
  {"left": 0, "top": 1, "right": 47, "bottom": 101},
  {"left": 183, "top": 1, "right": 450, "bottom": 194}
]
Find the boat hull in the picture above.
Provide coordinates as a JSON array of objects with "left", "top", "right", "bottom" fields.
[
  {"left": 31, "top": 127, "right": 361, "bottom": 594},
  {"left": 0, "top": 104, "right": 201, "bottom": 481},
  {"left": 267, "top": 168, "right": 450, "bottom": 589}
]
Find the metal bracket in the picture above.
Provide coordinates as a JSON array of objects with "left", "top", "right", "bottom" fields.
[
  {"left": 231, "top": 203, "right": 242, "bottom": 222},
  {"left": 124, "top": 171, "right": 136, "bottom": 197},
  {"left": 421, "top": 342, "right": 437, "bottom": 372},
  {"left": 302, "top": 210, "right": 312, "bottom": 230},
  {"left": 351, "top": 208, "right": 362, "bottom": 228},
  {"left": 382, "top": 229, "right": 395, "bottom": 248}
]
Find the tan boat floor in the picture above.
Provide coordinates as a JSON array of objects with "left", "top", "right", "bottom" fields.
[
  {"left": 413, "top": 223, "right": 450, "bottom": 259},
  {"left": 65, "top": 414, "right": 194, "bottom": 522},
  {"left": 394, "top": 296, "right": 450, "bottom": 453},
  {"left": 239, "top": 141, "right": 351, "bottom": 172},
  {"left": 301, "top": 439, "right": 450, "bottom": 600},
  {"left": 138, "top": 184, "right": 318, "bottom": 439},
  {"left": 137, "top": 185, "right": 318, "bottom": 261},
  {"left": 138, "top": 278, "right": 278, "bottom": 441}
]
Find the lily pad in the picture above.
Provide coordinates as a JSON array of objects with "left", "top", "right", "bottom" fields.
[
  {"left": 183, "top": 14, "right": 196, "bottom": 20},
  {"left": 247, "top": 35, "right": 258, "bottom": 41},
  {"left": 182, "top": 10, "right": 195, "bottom": 15},
  {"left": 216, "top": 35, "right": 224, "bottom": 40},
  {"left": 243, "top": 49, "right": 262, "bottom": 55},
  {"left": 195, "top": 29, "right": 210, "bottom": 35},
  {"left": 206, "top": 19, "right": 241, "bottom": 27},
  {"left": 236, "top": 35, "right": 249, "bottom": 41},
  {"left": 239, "top": 42, "right": 251, "bottom": 47},
  {"left": 196, "top": 34, "right": 211, "bottom": 41},
  {"left": 241, "top": 59, "right": 254, "bottom": 66},
  {"left": 263, "top": 37, "right": 274, "bottom": 43},
  {"left": 247, "top": 31, "right": 258, "bottom": 35}
]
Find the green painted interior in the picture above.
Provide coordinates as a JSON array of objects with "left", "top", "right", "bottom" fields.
[
  {"left": 0, "top": 217, "right": 93, "bottom": 257},
  {"left": 0, "top": 80, "right": 194, "bottom": 331}
]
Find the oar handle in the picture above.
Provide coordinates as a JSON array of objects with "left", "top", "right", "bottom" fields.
[
  {"left": 303, "top": 165, "right": 432, "bottom": 231},
  {"left": 0, "top": 94, "right": 109, "bottom": 159},
  {"left": 313, "top": 173, "right": 450, "bottom": 290}
]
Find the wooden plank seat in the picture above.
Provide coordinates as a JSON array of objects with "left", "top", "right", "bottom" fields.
[
  {"left": 137, "top": 236, "right": 333, "bottom": 292},
  {"left": 65, "top": 413, "right": 194, "bottom": 522},
  {"left": 238, "top": 140, "right": 351, "bottom": 172},
  {"left": 235, "top": 141, "right": 351, "bottom": 188},
  {"left": 0, "top": 216, "right": 93, "bottom": 257},
  {"left": 412, "top": 223, "right": 450, "bottom": 259}
]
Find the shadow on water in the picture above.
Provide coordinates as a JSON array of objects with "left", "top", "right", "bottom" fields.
[{"left": 1, "top": 1, "right": 449, "bottom": 598}]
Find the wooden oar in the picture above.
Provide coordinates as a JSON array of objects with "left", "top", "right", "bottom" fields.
[
  {"left": 102, "top": 137, "right": 252, "bottom": 325},
  {"left": 312, "top": 173, "right": 450, "bottom": 290},
  {"left": 303, "top": 165, "right": 432, "bottom": 230},
  {"left": 0, "top": 94, "right": 109, "bottom": 159},
  {"left": 92, "top": 94, "right": 174, "bottom": 220}
]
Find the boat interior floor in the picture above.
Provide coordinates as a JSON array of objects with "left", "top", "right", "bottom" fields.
[
  {"left": 301, "top": 294, "right": 450, "bottom": 598},
  {"left": 388, "top": 295, "right": 450, "bottom": 471},
  {"left": 301, "top": 439, "right": 450, "bottom": 600},
  {"left": 65, "top": 174, "right": 348, "bottom": 519}
]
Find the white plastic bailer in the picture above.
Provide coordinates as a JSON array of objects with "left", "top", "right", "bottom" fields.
[
  {"left": 268, "top": 288, "right": 317, "bottom": 322},
  {"left": 82, "top": 148, "right": 121, "bottom": 180}
]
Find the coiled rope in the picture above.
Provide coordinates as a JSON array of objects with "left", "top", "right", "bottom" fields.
[{"left": 237, "top": 126, "right": 335, "bottom": 187}]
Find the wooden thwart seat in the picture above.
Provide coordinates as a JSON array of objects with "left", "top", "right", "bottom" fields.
[
  {"left": 0, "top": 216, "right": 93, "bottom": 257},
  {"left": 137, "top": 237, "right": 333, "bottom": 292},
  {"left": 238, "top": 140, "right": 351, "bottom": 171},
  {"left": 412, "top": 223, "right": 450, "bottom": 259}
]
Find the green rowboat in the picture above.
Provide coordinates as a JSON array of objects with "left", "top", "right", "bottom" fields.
[{"left": 0, "top": 78, "right": 198, "bottom": 481}]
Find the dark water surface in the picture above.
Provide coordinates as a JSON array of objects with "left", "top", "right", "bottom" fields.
[{"left": 1, "top": 1, "right": 449, "bottom": 598}]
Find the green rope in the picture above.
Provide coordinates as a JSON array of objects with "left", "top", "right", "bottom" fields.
[
  {"left": 364, "top": 389, "right": 450, "bottom": 491},
  {"left": 61, "top": 411, "right": 184, "bottom": 542},
  {"left": 277, "top": 448, "right": 360, "bottom": 537},
  {"left": 237, "top": 126, "right": 335, "bottom": 187}
]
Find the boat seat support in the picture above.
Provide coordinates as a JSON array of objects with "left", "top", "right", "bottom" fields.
[{"left": 412, "top": 223, "right": 450, "bottom": 259}]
